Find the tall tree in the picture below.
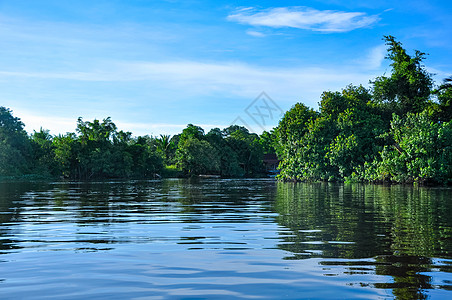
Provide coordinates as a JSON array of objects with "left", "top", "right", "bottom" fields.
[
  {"left": 31, "top": 128, "right": 58, "bottom": 176},
  {"left": 155, "top": 134, "right": 174, "bottom": 163},
  {"left": 258, "top": 130, "right": 276, "bottom": 155},
  {"left": 372, "top": 35, "right": 433, "bottom": 115},
  {"left": 0, "top": 107, "right": 31, "bottom": 176},
  {"left": 224, "top": 127, "right": 263, "bottom": 176}
]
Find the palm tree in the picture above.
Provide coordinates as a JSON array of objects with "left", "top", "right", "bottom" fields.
[
  {"left": 155, "top": 134, "right": 173, "bottom": 162},
  {"left": 434, "top": 76, "right": 452, "bottom": 122},
  {"left": 438, "top": 76, "right": 452, "bottom": 91}
]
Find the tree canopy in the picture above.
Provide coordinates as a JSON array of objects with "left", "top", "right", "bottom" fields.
[
  {"left": 1, "top": 36, "right": 451, "bottom": 184},
  {"left": 275, "top": 36, "right": 452, "bottom": 184}
]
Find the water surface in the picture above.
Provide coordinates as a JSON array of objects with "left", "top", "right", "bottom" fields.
[{"left": 0, "top": 179, "right": 451, "bottom": 299}]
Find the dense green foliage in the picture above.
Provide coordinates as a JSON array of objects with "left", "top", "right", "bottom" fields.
[
  {"left": 1, "top": 35, "right": 451, "bottom": 184},
  {"left": 0, "top": 107, "right": 32, "bottom": 176},
  {"left": 0, "top": 111, "right": 166, "bottom": 180},
  {"left": 276, "top": 36, "right": 452, "bottom": 184},
  {"left": 176, "top": 124, "right": 265, "bottom": 177},
  {"left": 0, "top": 112, "right": 269, "bottom": 179},
  {"left": 364, "top": 112, "right": 452, "bottom": 183}
]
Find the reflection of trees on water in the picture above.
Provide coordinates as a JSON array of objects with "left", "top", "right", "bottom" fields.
[
  {"left": 0, "top": 182, "right": 55, "bottom": 253},
  {"left": 2, "top": 179, "right": 451, "bottom": 298},
  {"left": 0, "top": 181, "right": 162, "bottom": 251},
  {"left": 0, "top": 179, "right": 277, "bottom": 252},
  {"left": 0, "top": 183, "right": 25, "bottom": 253},
  {"left": 274, "top": 183, "right": 391, "bottom": 259},
  {"left": 173, "top": 178, "right": 277, "bottom": 218},
  {"left": 274, "top": 182, "right": 452, "bottom": 299},
  {"left": 374, "top": 255, "right": 432, "bottom": 300}
]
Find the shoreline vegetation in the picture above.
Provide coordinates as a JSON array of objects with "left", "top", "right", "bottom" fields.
[{"left": 1, "top": 36, "right": 451, "bottom": 185}]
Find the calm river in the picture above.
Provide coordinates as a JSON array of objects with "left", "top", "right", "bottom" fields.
[{"left": 0, "top": 179, "right": 451, "bottom": 299}]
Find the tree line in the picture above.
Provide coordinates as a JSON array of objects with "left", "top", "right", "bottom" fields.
[
  {"left": 273, "top": 36, "right": 452, "bottom": 184},
  {"left": 1, "top": 36, "right": 451, "bottom": 183},
  {"left": 0, "top": 110, "right": 271, "bottom": 179}
]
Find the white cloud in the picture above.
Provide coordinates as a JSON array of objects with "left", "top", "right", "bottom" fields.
[
  {"left": 0, "top": 59, "right": 376, "bottom": 102},
  {"left": 3, "top": 58, "right": 378, "bottom": 135},
  {"left": 356, "top": 44, "right": 387, "bottom": 70},
  {"left": 426, "top": 67, "right": 451, "bottom": 78},
  {"left": 13, "top": 111, "right": 77, "bottom": 135},
  {"left": 426, "top": 67, "right": 452, "bottom": 85},
  {"left": 367, "top": 44, "right": 387, "bottom": 69},
  {"left": 116, "top": 122, "right": 229, "bottom": 136},
  {"left": 0, "top": 71, "right": 108, "bottom": 81},
  {"left": 246, "top": 29, "right": 266, "bottom": 37},
  {"left": 9, "top": 56, "right": 450, "bottom": 136},
  {"left": 227, "top": 6, "right": 380, "bottom": 32},
  {"left": 16, "top": 109, "right": 228, "bottom": 137}
]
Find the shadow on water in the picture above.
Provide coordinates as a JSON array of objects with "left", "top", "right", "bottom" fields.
[{"left": 274, "top": 182, "right": 452, "bottom": 299}]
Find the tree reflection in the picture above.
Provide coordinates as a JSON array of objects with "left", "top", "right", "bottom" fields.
[
  {"left": 274, "top": 182, "right": 452, "bottom": 299},
  {"left": 0, "top": 181, "right": 54, "bottom": 253},
  {"left": 1, "top": 179, "right": 451, "bottom": 298}
]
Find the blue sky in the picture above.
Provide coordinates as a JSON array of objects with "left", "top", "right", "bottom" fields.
[{"left": 1, "top": 0, "right": 451, "bottom": 136}]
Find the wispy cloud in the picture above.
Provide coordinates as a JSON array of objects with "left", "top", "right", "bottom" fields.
[
  {"left": 117, "top": 122, "right": 229, "bottom": 136},
  {"left": 246, "top": 29, "right": 266, "bottom": 37},
  {"left": 16, "top": 108, "right": 228, "bottom": 136},
  {"left": 355, "top": 44, "right": 387, "bottom": 70},
  {"left": 13, "top": 111, "right": 77, "bottom": 135},
  {"left": 227, "top": 6, "right": 380, "bottom": 32},
  {"left": 0, "top": 60, "right": 376, "bottom": 99},
  {"left": 426, "top": 67, "right": 452, "bottom": 84},
  {"left": 366, "top": 44, "right": 387, "bottom": 69}
]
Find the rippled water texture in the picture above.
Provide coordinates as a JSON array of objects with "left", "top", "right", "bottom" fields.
[{"left": 0, "top": 179, "right": 451, "bottom": 299}]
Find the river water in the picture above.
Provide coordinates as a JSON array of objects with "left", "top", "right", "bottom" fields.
[{"left": 0, "top": 179, "right": 451, "bottom": 299}]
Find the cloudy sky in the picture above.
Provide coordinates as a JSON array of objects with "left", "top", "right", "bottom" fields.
[{"left": 1, "top": 0, "right": 451, "bottom": 136}]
